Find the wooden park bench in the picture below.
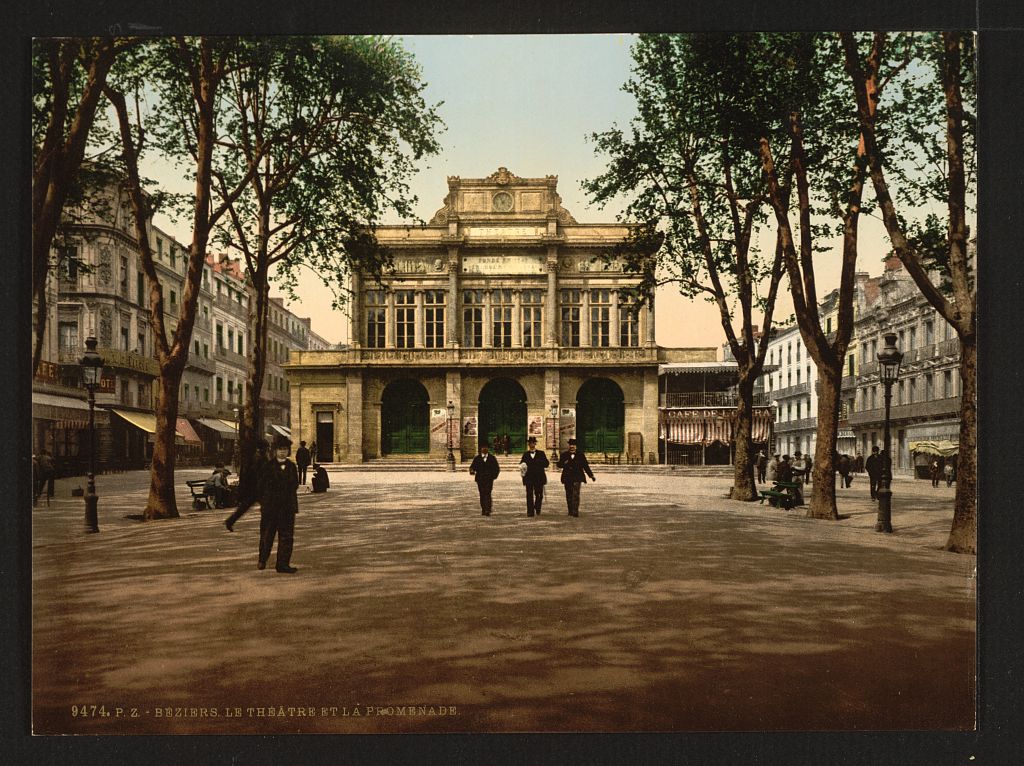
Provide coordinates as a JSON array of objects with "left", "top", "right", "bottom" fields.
[
  {"left": 759, "top": 481, "right": 802, "bottom": 509},
  {"left": 186, "top": 479, "right": 212, "bottom": 510}
]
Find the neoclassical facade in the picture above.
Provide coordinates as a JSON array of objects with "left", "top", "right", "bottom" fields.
[{"left": 285, "top": 168, "right": 714, "bottom": 463}]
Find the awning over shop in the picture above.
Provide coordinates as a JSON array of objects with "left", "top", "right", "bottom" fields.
[
  {"left": 196, "top": 417, "right": 238, "bottom": 437},
  {"left": 175, "top": 417, "right": 203, "bottom": 445},
  {"left": 268, "top": 424, "right": 292, "bottom": 440},
  {"left": 659, "top": 407, "right": 773, "bottom": 445},
  {"left": 109, "top": 408, "right": 184, "bottom": 437},
  {"left": 32, "top": 392, "right": 93, "bottom": 430},
  {"left": 909, "top": 439, "right": 959, "bottom": 457}
]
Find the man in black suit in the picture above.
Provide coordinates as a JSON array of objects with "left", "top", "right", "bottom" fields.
[
  {"left": 469, "top": 441, "right": 501, "bottom": 515},
  {"left": 865, "top": 445, "right": 882, "bottom": 500},
  {"left": 295, "top": 440, "right": 311, "bottom": 485},
  {"left": 556, "top": 438, "right": 596, "bottom": 517},
  {"left": 518, "top": 435, "right": 549, "bottom": 517},
  {"left": 259, "top": 435, "right": 300, "bottom": 573}
]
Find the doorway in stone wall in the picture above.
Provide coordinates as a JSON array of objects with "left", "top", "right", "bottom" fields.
[
  {"left": 381, "top": 379, "right": 430, "bottom": 454},
  {"left": 478, "top": 377, "right": 527, "bottom": 454}
]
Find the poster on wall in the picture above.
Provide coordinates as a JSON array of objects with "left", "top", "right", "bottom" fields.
[
  {"left": 528, "top": 415, "right": 543, "bottom": 437},
  {"left": 429, "top": 408, "right": 447, "bottom": 448},
  {"left": 462, "top": 416, "right": 477, "bottom": 437}
]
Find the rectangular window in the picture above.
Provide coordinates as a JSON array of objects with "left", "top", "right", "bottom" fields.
[
  {"left": 170, "top": 289, "right": 177, "bottom": 307},
  {"left": 463, "top": 290, "right": 484, "bottom": 348},
  {"left": 156, "top": 238, "right": 163, "bottom": 259},
  {"left": 787, "top": 403, "right": 792, "bottom": 420},
  {"left": 121, "top": 325, "right": 130, "bottom": 352},
  {"left": 183, "top": 385, "right": 189, "bottom": 401},
  {"left": 227, "top": 379, "right": 234, "bottom": 399},
  {"left": 137, "top": 272, "right": 145, "bottom": 306},
  {"left": 925, "top": 373, "right": 934, "bottom": 400},
  {"left": 796, "top": 343, "right": 801, "bottom": 362},
  {"left": 589, "top": 289, "right": 611, "bottom": 347},
  {"left": 61, "top": 246, "right": 79, "bottom": 282},
  {"left": 848, "top": 355, "right": 854, "bottom": 376},
  {"left": 203, "top": 387, "right": 209, "bottom": 403},
  {"left": 216, "top": 323, "right": 224, "bottom": 349},
  {"left": 618, "top": 293, "right": 639, "bottom": 347},
  {"left": 170, "top": 246, "right": 176, "bottom": 269},
  {"left": 797, "top": 368, "right": 802, "bottom": 384},
  {"left": 898, "top": 380, "right": 905, "bottom": 405},
  {"left": 395, "top": 291, "right": 415, "bottom": 348},
  {"left": 194, "top": 340, "right": 200, "bottom": 355},
  {"left": 237, "top": 334, "right": 243, "bottom": 355},
  {"left": 58, "top": 321, "right": 78, "bottom": 352},
  {"left": 909, "top": 377, "right": 917, "bottom": 403},
  {"left": 363, "top": 293, "right": 385, "bottom": 348},
  {"left": 826, "top": 317, "right": 832, "bottom": 334},
  {"left": 909, "top": 326, "right": 917, "bottom": 350},
  {"left": 138, "top": 332, "right": 145, "bottom": 355},
  {"left": 120, "top": 256, "right": 129, "bottom": 295},
  {"left": 203, "top": 342, "right": 209, "bottom": 359},
  {"left": 216, "top": 377, "right": 223, "bottom": 400},
  {"left": 227, "top": 328, "right": 234, "bottom": 351},
  {"left": 925, "top": 319, "right": 934, "bottom": 346},
  {"left": 491, "top": 289, "right": 513, "bottom": 348},
  {"left": 424, "top": 290, "right": 445, "bottom": 349},
  {"left": 522, "top": 289, "right": 543, "bottom": 348},
  {"left": 560, "top": 289, "right": 581, "bottom": 347},
  {"left": 944, "top": 370, "right": 953, "bottom": 397}
]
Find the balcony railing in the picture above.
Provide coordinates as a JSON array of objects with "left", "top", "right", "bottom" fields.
[
  {"left": 185, "top": 352, "right": 217, "bottom": 374},
  {"left": 774, "top": 416, "right": 817, "bottom": 433},
  {"left": 214, "top": 345, "right": 248, "bottom": 368},
  {"left": 847, "top": 395, "right": 962, "bottom": 426},
  {"left": 660, "top": 391, "right": 771, "bottom": 408},
  {"left": 214, "top": 293, "right": 249, "bottom": 318},
  {"left": 291, "top": 346, "right": 661, "bottom": 367},
  {"left": 59, "top": 346, "right": 160, "bottom": 376},
  {"left": 769, "top": 381, "right": 810, "bottom": 400}
]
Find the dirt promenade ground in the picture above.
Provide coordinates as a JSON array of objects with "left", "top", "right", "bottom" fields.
[{"left": 32, "top": 469, "right": 975, "bottom": 734}]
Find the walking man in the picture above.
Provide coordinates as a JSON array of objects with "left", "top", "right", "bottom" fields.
[
  {"left": 225, "top": 439, "right": 269, "bottom": 531},
  {"left": 930, "top": 458, "right": 941, "bottom": 488},
  {"left": 259, "top": 435, "right": 300, "bottom": 573},
  {"left": 295, "top": 440, "right": 311, "bottom": 485},
  {"left": 519, "top": 435, "right": 549, "bottom": 517},
  {"left": 865, "top": 445, "right": 882, "bottom": 500},
  {"left": 469, "top": 440, "right": 500, "bottom": 515},
  {"left": 944, "top": 461, "right": 955, "bottom": 487},
  {"left": 756, "top": 450, "right": 768, "bottom": 484},
  {"left": 556, "top": 438, "right": 596, "bottom": 517}
]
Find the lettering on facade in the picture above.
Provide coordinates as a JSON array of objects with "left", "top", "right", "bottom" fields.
[
  {"left": 391, "top": 258, "right": 445, "bottom": 274},
  {"left": 462, "top": 254, "right": 545, "bottom": 275},
  {"left": 465, "top": 226, "right": 544, "bottom": 239}
]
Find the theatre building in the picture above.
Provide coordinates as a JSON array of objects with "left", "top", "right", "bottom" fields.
[{"left": 284, "top": 168, "right": 718, "bottom": 463}]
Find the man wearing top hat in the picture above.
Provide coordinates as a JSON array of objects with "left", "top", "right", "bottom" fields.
[
  {"left": 469, "top": 440, "right": 501, "bottom": 515},
  {"left": 518, "top": 435, "right": 549, "bottom": 517},
  {"left": 259, "top": 434, "right": 300, "bottom": 573},
  {"left": 556, "top": 438, "right": 596, "bottom": 517}
]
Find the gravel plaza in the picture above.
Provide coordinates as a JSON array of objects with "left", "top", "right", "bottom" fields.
[{"left": 31, "top": 467, "right": 975, "bottom": 734}]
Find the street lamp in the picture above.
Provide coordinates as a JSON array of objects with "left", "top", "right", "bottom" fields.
[
  {"left": 550, "top": 399, "right": 559, "bottom": 460},
  {"left": 875, "top": 332, "right": 904, "bottom": 533},
  {"left": 79, "top": 336, "right": 104, "bottom": 533},
  {"left": 446, "top": 400, "right": 456, "bottom": 471}
]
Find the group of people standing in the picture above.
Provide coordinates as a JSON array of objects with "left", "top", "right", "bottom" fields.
[
  {"left": 469, "top": 435, "right": 596, "bottom": 518},
  {"left": 756, "top": 445, "right": 899, "bottom": 503}
]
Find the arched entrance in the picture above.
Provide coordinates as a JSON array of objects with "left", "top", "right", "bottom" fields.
[
  {"left": 577, "top": 378, "right": 625, "bottom": 453},
  {"left": 381, "top": 379, "right": 430, "bottom": 454},
  {"left": 478, "top": 378, "right": 527, "bottom": 453}
]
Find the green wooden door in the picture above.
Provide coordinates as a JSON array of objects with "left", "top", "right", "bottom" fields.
[
  {"left": 577, "top": 378, "right": 625, "bottom": 453},
  {"left": 382, "top": 380, "right": 430, "bottom": 454},
  {"left": 479, "top": 378, "right": 527, "bottom": 453}
]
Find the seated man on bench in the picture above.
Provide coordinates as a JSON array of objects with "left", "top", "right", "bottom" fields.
[{"left": 310, "top": 463, "right": 329, "bottom": 493}]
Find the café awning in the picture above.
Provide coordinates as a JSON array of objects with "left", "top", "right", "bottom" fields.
[
  {"left": 659, "top": 407, "right": 773, "bottom": 445},
  {"left": 109, "top": 408, "right": 184, "bottom": 438},
  {"left": 268, "top": 424, "right": 292, "bottom": 440},
  {"left": 196, "top": 417, "right": 238, "bottom": 437},
  {"left": 909, "top": 439, "right": 959, "bottom": 457},
  {"left": 175, "top": 417, "right": 203, "bottom": 445}
]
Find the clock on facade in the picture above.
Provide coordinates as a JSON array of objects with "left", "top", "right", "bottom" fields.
[{"left": 492, "top": 191, "right": 513, "bottom": 212}]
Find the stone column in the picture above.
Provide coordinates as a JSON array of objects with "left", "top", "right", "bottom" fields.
[
  {"left": 349, "top": 271, "right": 362, "bottom": 348},
  {"left": 483, "top": 289, "right": 493, "bottom": 348},
  {"left": 644, "top": 293, "right": 656, "bottom": 348},
  {"left": 610, "top": 288, "right": 620, "bottom": 347},
  {"left": 446, "top": 369, "right": 463, "bottom": 460},
  {"left": 385, "top": 291, "right": 396, "bottom": 349},
  {"left": 346, "top": 372, "right": 363, "bottom": 463},
  {"left": 447, "top": 247, "right": 459, "bottom": 348},
  {"left": 414, "top": 290, "right": 425, "bottom": 349},
  {"left": 580, "top": 289, "right": 591, "bottom": 347},
  {"left": 512, "top": 289, "right": 523, "bottom": 348},
  {"left": 546, "top": 248, "right": 558, "bottom": 347}
]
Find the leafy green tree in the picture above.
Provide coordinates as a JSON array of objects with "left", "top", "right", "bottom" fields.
[
  {"left": 207, "top": 36, "right": 442, "bottom": 479},
  {"left": 756, "top": 33, "right": 878, "bottom": 520},
  {"left": 842, "top": 31, "right": 977, "bottom": 553},
  {"left": 32, "top": 38, "right": 127, "bottom": 374},
  {"left": 585, "top": 33, "right": 793, "bottom": 501}
]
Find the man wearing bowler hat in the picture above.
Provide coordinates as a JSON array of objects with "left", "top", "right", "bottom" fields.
[
  {"left": 259, "top": 434, "right": 300, "bottom": 573},
  {"left": 518, "top": 435, "right": 549, "bottom": 517},
  {"left": 469, "top": 440, "right": 501, "bottom": 515},
  {"left": 556, "top": 438, "right": 596, "bottom": 517}
]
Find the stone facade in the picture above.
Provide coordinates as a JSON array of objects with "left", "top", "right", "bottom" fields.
[{"left": 285, "top": 169, "right": 713, "bottom": 463}]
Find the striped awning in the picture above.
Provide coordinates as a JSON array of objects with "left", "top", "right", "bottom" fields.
[
  {"left": 109, "top": 408, "right": 184, "bottom": 438},
  {"left": 268, "top": 424, "right": 292, "bottom": 439},
  {"left": 660, "top": 407, "right": 773, "bottom": 445},
  {"left": 196, "top": 417, "right": 238, "bottom": 437},
  {"left": 175, "top": 417, "right": 203, "bottom": 445}
]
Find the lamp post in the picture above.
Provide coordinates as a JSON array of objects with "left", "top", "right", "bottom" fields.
[
  {"left": 550, "top": 399, "right": 559, "bottom": 461},
  {"left": 446, "top": 400, "right": 456, "bottom": 471},
  {"left": 875, "top": 332, "right": 904, "bottom": 533},
  {"left": 79, "top": 336, "right": 104, "bottom": 533}
]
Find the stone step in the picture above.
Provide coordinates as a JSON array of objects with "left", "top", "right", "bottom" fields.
[{"left": 316, "top": 459, "right": 733, "bottom": 476}]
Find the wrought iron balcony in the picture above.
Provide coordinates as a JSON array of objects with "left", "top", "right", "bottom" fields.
[
  {"left": 769, "top": 381, "right": 810, "bottom": 400},
  {"left": 773, "top": 416, "right": 817, "bottom": 433},
  {"left": 846, "top": 395, "right": 962, "bottom": 426}
]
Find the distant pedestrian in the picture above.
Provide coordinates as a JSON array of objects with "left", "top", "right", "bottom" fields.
[
  {"left": 766, "top": 453, "right": 780, "bottom": 484},
  {"left": 756, "top": 450, "right": 768, "bottom": 484},
  {"left": 469, "top": 441, "right": 500, "bottom": 515},
  {"left": 803, "top": 452, "right": 813, "bottom": 485},
  {"left": 929, "top": 459, "right": 941, "bottom": 487},
  {"left": 295, "top": 440, "right": 311, "bottom": 485},
  {"left": 34, "top": 450, "right": 56, "bottom": 506},
  {"left": 865, "top": 446, "right": 882, "bottom": 499},
  {"left": 792, "top": 451, "right": 806, "bottom": 505},
  {"left": 838, "top": 454, "right": 853, "bottom": 488},
  {"left": 854, "top": 453, "right": 865, "bottom": 474},
  {"left": 502, "top": 433, "right": 511, "bottom": 456},
  {"left": 556, "top": 438, "right": 596, "bottom": 517},
  {"left": 259, "top": 435, "right": 300, "bottom": 573},
  {"left": 226, "top": 439, "right": 270, "bottom": 532},
  {"left": 944, "top": 461, "right": 955, "bottom": 487},
  {"left": 519, "top": 435, "right": 549, "bottom": 517},
  {"left": 310, "top": 463, "right": 329, "bottom": 493},
  {"left": 309, "top": 441, "right": 317, "bottom": 462}
]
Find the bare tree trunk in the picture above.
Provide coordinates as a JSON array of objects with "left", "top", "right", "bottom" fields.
[
  {"left": 145, "top": 366, "right": 183, "bottom": 519},
  {"left": 945, "top": 334, "right": 976, "bottom": 553},
  {"left": 809, "top": 365, "right": 841, "bottom": 520},
  {"left": 240, "top": 272, "right": 270, "bottom": 486},
  {"left": 730, "top": 372, "right": 757, "bottom": 501}
]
